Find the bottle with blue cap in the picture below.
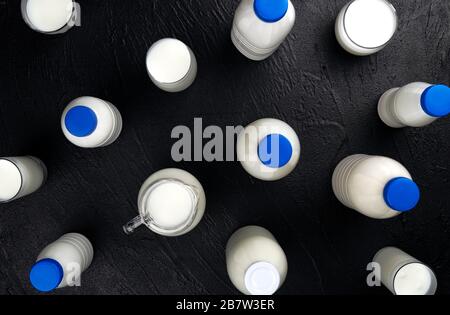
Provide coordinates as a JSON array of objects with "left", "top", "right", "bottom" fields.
[
  {"left": 236, "top": 118, "right": 300, "bottom": 181},
  {"left": 378, "top": 82, "right": 450, "bottom": 128},
  {"left": 29, "top": 233, "right": 93, "bottom": 292},
  {"left": 332, "top": 155, "right": 421, "bottom": 219},
  {"left": 231, "top": 0, "right": 296, "bottom": 61},
  {"left": 226, "top": 226, "right": 288, "bottom": 295},
  {"left": 61, "top": 96, "right": 123, "bottom": 148}
]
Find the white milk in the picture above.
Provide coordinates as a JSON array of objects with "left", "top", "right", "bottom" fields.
[
  {"left": 231, "top": 0, "right": 296, "bottom": 60},
  {"left": 378, "top": 82, "right": 450, "bottom": 128},
  {"left": 30, "top": 233, "right": 94, "bottom": 292},
  {"left": 22, "top": 0, "right": 78, "bottom": 34},
  {"left": 236, "top": 118, "right": 300, "bottom": 181},
  {"left": 332, "top": 155, "right": 420, "bottom": 219},
  {"left": 335, "top": 0, "right": 397, "bottom": 56},
  {"left": 61, "top": 96, "right": 123, "bottom": 148},
  {"left": 226, "top": 226, "right": 288, "bottom": 295},
  {"left": 123, "top": 168, "right": 206, "bottom": 237},
  {"left": 0, "top": 156, "right": 46, "bottom": 203},
  {"left": 146, "top": 38, "right": 197, "bottom": 92},
  {"left": 373, "top": 247, "right": 437, "bottom": 295}
]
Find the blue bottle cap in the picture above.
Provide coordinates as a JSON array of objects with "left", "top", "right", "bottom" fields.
[
  {"left": 258, "top": 134, "right": 293, "bottom": 168},
  {"left": 420, "top": 85, "right": 450, "bottom": 118},
  {"left": 29, "top": 259, "right": 64, "bottom": 292},
  {"left": 65, "top": 106, "right": 98, "bottom": 137},
  {"left": 383, "top": 177, "right": 420, "bottom": 212},
  {"left": 254, "top": 0, "right": 289, "bottom": 23}
]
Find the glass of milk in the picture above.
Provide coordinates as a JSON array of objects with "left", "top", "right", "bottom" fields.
[
  {"left": 21, "top": 0, "right": 80, "bottom": 34},
  {"left": 373, "top": 247, "right": 437, "bottom": 295},
  {"left": 0, "top": 156, "right": 47, "bottom": 203},
  {"left": 123, "top": 168, "right": 206, "bottom": 237},
  {"left": 146, "top": 38, "right": 197, "bottom": 93},
  {"left": 335, "top": 0, "right": 398, "bottom": 56}
]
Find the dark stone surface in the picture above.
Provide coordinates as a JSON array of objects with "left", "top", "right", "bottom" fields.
[{"left": 0, "top": 0, "right": 449, "bottom": 295}]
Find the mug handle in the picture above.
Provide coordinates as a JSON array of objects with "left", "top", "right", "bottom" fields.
[{"left": 123, "top": 215, "right": 143, "bottom": 235}]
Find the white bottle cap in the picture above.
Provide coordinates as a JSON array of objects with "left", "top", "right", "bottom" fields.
[
  {"left": 0, "top": 159, "right": 22, "bottom": 202},
  {"left": 146, "top": 38, "right": 192, "bottom": 84},
  {"left": 394, "top": 263, "right": 437, "bottom": 295},
  {"left": 244, "top": 262, "right": 281, "bottom": 295},
  {"left": 26, "top": 0, "right": 74, "bottom": 33},
  {"left": 344, "top": 0, "right": 397, "bottom": 49}
]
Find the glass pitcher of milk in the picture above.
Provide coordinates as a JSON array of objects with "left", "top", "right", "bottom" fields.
[{"left": 123, "top": 168, "right": 206, "bottom": 237}]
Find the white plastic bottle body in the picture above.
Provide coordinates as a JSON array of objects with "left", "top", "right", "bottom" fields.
[
  {"left": 332, "top": 155, "right": 417, "bottom": 219},
  {"left": 226, "top": 226, "right": 288, "bottom": 295},
  {"left": 236, "top": 118, "right": 301, "bottom": 181},
  {"left": 0, "top": 156, "right": 47, "bottom": 203},
  {"left": 146, "top": 38, "right": 197, "bottom": 92},
  {"left": 335, "top": 0, "right": 397, "bottom": 56},
  {"left": 373, "top": 247, "right": 437, "bottom": 295},
  {"left": 378, "top": 82, "right": 440, "bottom": 128},
  {"left": 61, "top": 96, "right": 123, "bottom": 148},
  {"left": 231, "top": 0, "right": 296, "bottom": 61},
  {"left": 21, "top": 0, "right": 80, "bottom": 34},
  {"left": 35, "top": 233, "right": 93, "bottom": 289},
  {"left": 124, "top": 168, "right": 206, "bottom": 237}
]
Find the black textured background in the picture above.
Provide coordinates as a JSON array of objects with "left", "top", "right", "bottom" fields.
[{"left": 0, "top": 0, "right": 449, "bottom": 295}]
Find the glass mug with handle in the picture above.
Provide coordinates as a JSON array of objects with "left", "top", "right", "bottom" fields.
[{"left": 123, "top": 168, "right": 206, "bottom": 237}]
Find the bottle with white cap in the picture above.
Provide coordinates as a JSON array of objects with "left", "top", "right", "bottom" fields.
[
  {"left": 146, "top": 38, "right": 197, "bottom": 93},
  {"left": 123, "top": 168, "right": 206, "bottom": 237},
  {"left": 226, "top": 226, "right": 288, "bottom": 295},
  {"left": 335, "top": 0, "right": 398, "bottom": 56},
  {"left": 29, "top": 233, "right": 94, "bottom": 292},
  {"left": 372, "top": 247, "right": 437, "bottom": 295},
  {"left": 61, "top": 96, "right": 123, "bottom": 148},
  {"left": 231, "top": 0, "right": 296, "bottom": 61},
  {"left": 332, "top": 154, "right": 420, "bottom": 219},
  {"left": 236, "top": 118, "right": 300, "bottom": 181},
  {"left": 0, "top": 156, "right": 47, "bottom": 203},
  {"left": 21, "top": 0, "right": 80, "bottom": 34},
  {"left": 378, "top": 82, "right": 450, "bottom": 128}
]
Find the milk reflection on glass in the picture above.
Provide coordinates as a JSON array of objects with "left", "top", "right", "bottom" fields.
[
  {"left": 21, "top": 0, "right": 80, "bottom": 34},
  {"left": 226, "top": 226, "right": 288, "bottom": 295},
  {"left": 332, "top": 154, "right": 420, "bottom": 219},
  {"left": 0, "top": 156, "right": 47, "bottom": 203},
  {"left": 373, "top": 247, "right": 437, "bottom": 295},
  {"left": 146, "top": 38, "right": 197, "bottom": 92},
  {"left": 231, "top": 0, "right": 296, "bottom": 61},
  {"left": 378, "top": 82, "right": 450, "bottom": 128},
  {"left": 123, "top": 169, "right": 206, "bottom": 237},
  {"left": 335, "top": 0, "right": 397, "bottom": 56}
]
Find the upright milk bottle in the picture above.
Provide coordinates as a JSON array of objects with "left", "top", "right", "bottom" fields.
[
  {"left": 378, "top": 82, "right": 450, "bottom": 128},
  {"left": 123, "top": 168, "right": 206, "bottom": 237},
  {"left": 61, "top": 96, "right": 123, "bottom": 148},
  {"left": 226, "top": 226, "right": 288, "bottom": 295},
  {"left": 373, "top": 247, "right": 437, "bottom": 295},
  {"left": 21, "top": 0, "right": 80, "bottom": 34},
  {"left": 231, "top": 0, "right": 296, "bottom": 60},
  {"left": 236, "top": 118, "right": 301, "bottom": 181},
  {"left": 332, "top": 155, "right": 420, "bottom": 219},
  {"left": 0, "top": 156, "right": 47, "bottom": 203},
  {"left": 29, "top": 233, "right": 94, "bottom": 292}
]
